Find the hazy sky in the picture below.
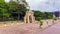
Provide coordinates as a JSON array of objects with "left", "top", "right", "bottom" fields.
[{"left": 5, "top": 0, "right": 60, "bottom": 12}]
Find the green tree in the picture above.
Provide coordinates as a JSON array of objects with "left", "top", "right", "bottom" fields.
[
  {"left": 45, "top": 12, "right": 53, "bottom": 19},
  {"left": 33, "top": 10, "right": 53, "bottom": 21},
  {"left": 8, "top": 0, "right": 27, "bottom": 20},
  {"left": 0, "top": 0, "right": 5, "bottom": 3},
  {"left": 16, "top": 0, "right": 28, "bottom": 6},
  {"left": 0, "top": 0, "right": 11, "bottom": 21},
  {"left": 33, "top": 10, "right": 44, "bottom": 21}
]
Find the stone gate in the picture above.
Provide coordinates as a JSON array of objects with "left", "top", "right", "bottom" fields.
[{"left": 24, "top": 10, "right": 35, "bottom": 23}]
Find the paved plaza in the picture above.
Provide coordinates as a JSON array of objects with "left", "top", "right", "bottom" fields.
[
  {"left": 0, "top": 20, "right": 59, "bottom": 34},
  {"left": 37, "top": 21, "right": 60, "bottom": 34}
]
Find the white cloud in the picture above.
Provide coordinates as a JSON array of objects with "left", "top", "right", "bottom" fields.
[
  {"left": 5, "top": 0, "right": 10, "bottom": 2},
  {"left": 26, "top": 0, "right": 60, "bottom": 12},
  {"left": 5, "top": 0, "right": 60, "bottom": 12}
]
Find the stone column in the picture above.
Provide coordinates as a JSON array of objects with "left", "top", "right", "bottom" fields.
[
  {"left": 31, "top": 15, "right": 35, "bottom": 23},
  {"left": 28, "top": 16, "right": 30, "bottom": 23},
  {"left": 33, "top": 16, "right": 35, "bottom": 23},
  {"left": 31, "top": 17, "right": 33, "bottom": 23},
  {"left": 24, "top": 17, "right": 26, "bottom": 23}
]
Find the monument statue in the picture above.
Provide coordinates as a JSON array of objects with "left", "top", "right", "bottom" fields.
[{"left": 24, "top": 10, "right": 35, "bottom": 23}]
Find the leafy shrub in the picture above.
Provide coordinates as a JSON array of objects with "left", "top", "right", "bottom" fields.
[
  {"left": 39, "top": 20, "right": 43, "bottom": 28},
  {"left": 53, "top": 17, "right": 57, "bottom": 21},
  {"left": 48, "top": 16, "right": 52, "bottom": 19},
  {"left": 36, "top": 17, "right": 42, "bottom": 21}
]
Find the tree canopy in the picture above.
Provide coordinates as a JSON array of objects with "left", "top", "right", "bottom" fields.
[
  {"left": 0, "top": 0, "right": 27, "bottom": 21},
  {"left": 33, "top": 10, "right": 53, "bottom": 21}
]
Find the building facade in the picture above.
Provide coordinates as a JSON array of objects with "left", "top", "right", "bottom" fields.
[{"left": 53, "top": 11, "right": 60, "bottom": 18}]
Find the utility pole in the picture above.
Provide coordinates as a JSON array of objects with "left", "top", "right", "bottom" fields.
[{"left": 53, "top": 0, "right": 55, "bottom": 23}]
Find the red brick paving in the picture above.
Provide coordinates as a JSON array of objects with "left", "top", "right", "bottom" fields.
[
  {"left": 37, "top": 22, "right": 60, "bottom": 34},
  {"left": 0, "top": 23, "right": 40, "bottom": 34}
]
